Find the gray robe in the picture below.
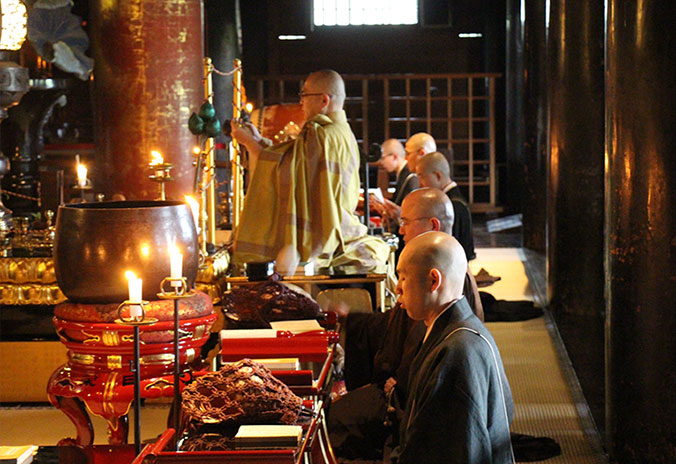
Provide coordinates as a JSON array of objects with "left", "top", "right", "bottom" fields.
[{"left": 393, "top": 297, "right": 514, "bottom": 464}]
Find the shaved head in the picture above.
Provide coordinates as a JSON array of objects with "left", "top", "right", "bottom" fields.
[
  {"left": 417, "top": 151, "right": 450, "bottom": 179},
  {"left": 405, "top": 133, "right": 437, "bottom": 155},
  {"left": 379, "top": 138, "right": 406, "bottom": 172},
  {"left": 396, "top": 232, "right": 468, "bottom": 322},
  {"left": 305, "top": 69, "right": 346, "bottom": 110},
  {"left": 405, "top": 133, "right": 437, "bottom": 172},
  {"left": 400, "top": 188, "right": 455, "bottom": 240}
]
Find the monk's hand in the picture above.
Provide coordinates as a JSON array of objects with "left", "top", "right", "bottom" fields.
[
  {"left": 384, "top": 377, "right": 397, "bottom": 395},
  {"left": 230, "top": 119, "right": 262, "bottom": 147},
  {"left": 383, "top": 199, "right": 401, "bottom": 220}
]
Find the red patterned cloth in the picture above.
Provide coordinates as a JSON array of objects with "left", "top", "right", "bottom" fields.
[{"left": 54, "top": 290, "right": 213, "bottom": 322}]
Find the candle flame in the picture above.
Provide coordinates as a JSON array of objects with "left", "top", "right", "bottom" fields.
[
  {"left": 77, "top": 164, "right": 87, "bottom": 181},
  {"left": 245, "top": 102, "right": 254, "bottom": 113},
  {"left": 140, "top": 245, "right": 150, "bottom": 257},
  {"left": 150, "top": 150, "right": 163, "bottom": 165},
  {"left": 125, "top": 270, "right": 137, "bottom": 280},
  {"left": 192, "top": 146, "right": 200, "bottom": 155},
  {"left": 170, "top": 244, "right": 181, "bottom": 256}
]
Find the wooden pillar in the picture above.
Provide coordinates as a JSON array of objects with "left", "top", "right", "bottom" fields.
[
  {"left": 546, "top": 0, "right": 606, "bottom": 428},
  {"left": 90, "top": 0, "right": 204, "bottom": 200},
  {"left": 521, "top": 0, "right": 547, "bottom": 252},
  {"left": 605, "top": 2, "right": 676, "bottom": 462}
]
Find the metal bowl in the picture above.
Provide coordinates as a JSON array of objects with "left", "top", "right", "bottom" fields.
[{"left": 54, "top": 200, "right": 198, "bottom": 303}]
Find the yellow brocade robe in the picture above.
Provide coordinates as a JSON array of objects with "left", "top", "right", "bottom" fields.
[{"left": 234, "top": 110, "right": 389, "bottom": 272}]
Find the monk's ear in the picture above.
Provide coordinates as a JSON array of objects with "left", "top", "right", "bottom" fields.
[
  {"left": 429, "top": 217, "right": 441, "bottom": 231},
  {"left": 429, "top": 268, "right": 442, "bottom": 292},
  {"left": 321, "top": 93, "right": 330, "bottom": 107}
]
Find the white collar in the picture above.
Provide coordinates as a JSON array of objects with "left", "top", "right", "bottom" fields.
[
  {"left": 423, "top": 298, "right": 460, "bottom": 343},
  {"left": 442, "top": 180, "right": 458, "bottom": 193}
]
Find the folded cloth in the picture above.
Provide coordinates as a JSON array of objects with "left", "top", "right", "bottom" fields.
[
  {"left": 480, "top": 293, "right": 543, "bottom": 322},
  {"left": 474, "top": 267, "right": 502, "bottom": 287},
  {"left": 511, "top": 432, "right": 562, "bottom": 462}
]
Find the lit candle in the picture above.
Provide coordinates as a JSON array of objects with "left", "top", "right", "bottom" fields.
[
  {"left": 170, "top": 246, "right": 183, "bottom": 287},
  {"left": 184, "top": 195, "right": 200, "bottom": 232},
  {"left": 77, "top": 164, "right": 87, "bottom": 188},
  {"left": 125, "top": 271, "right": 143, "bottom": 317},
  {"left": 150, "top": 150, "right": 164, "bottom": 178}
]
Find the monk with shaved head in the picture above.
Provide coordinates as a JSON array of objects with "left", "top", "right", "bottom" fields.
[
  {"left": 392, "top": 232, "right": 514, "bottom": 463},
  {"left": 229, "top": 70, "right": 389, "bottom": 273},
  {"left": 416, "top": 151, "right": 476, "bottom": 260},
  {"left": 380, "top": 132, "right": 436, "bottom": 225}
]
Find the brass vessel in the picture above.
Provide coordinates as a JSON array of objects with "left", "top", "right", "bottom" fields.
[{"left": 54, "top": 200, "right": 198, "bottom": 303}]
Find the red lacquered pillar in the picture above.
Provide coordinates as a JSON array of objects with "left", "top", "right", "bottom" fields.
[{"left": 90, "top": 0, "right": 204, "bottom": 200}]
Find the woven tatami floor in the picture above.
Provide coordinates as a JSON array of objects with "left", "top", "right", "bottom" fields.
[{"left": 476, "top": 248, "right": 608, "bottom": 464}]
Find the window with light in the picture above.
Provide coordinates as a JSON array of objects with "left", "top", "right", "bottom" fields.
[{"left": 313, "top": 0, "right": 418, "bottom": 26}]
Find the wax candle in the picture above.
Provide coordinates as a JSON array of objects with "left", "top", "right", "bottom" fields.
[
  {"left": 77, "top": 164, "right": 87, "bottom": 188},
  {"left": 125, "top": 271, "right": 143, "bottom": 317},
  {"left": 170, "top": 246, "right": 183, "bottom": 282},
  {"left": 150, "top": 150, "right": 164, "bottom": 178}
]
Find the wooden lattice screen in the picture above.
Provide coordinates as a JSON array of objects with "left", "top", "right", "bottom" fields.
[{"left": 252, "top": 73, "right": 501, "bottom": 212}]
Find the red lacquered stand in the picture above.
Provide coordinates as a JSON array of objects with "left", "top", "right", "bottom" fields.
[
  {"left": 47, "top": 295, "right": 217, "bottom": 447},
  {"left": 135, "top": 329, "right": 340, "bottom": 464}
]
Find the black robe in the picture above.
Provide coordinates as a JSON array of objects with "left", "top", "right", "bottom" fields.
[
  {"left": 446, "top": 186, "right": 476, "bottom": 260},
  {"left": 393, "top": 165, "right": 419, "bottom": 206},
  {"left": 393, "top": 298, "right": 514, "bottom": 464}
]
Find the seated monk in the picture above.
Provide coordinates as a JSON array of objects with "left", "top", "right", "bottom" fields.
[
  {"left": 230, "top": 69, "right": 389, "bottom": 273},
  {"left": 328, "top": 188, "right": 483, "bottom": 460}
]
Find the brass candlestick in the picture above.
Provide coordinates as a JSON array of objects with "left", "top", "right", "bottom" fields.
[
  {"left": 148, "top": 163, "right": 174, "bottom": 201},
  {"left": 115, "top": 300, "right": 155, "bottom": 455},
  {"left": 157, "top": 277, "right": 195, "bottom": 450},
  {"left": 72, "top": 179, "right": 93, "bottom": 203}
]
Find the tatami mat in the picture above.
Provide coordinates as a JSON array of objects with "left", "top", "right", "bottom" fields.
[
  {"left": 0, "top": 402, "right": 171, "bottom": 446},
  {"left": 489, "top": 318, "right": 607, "bottom": 463},
  {"left": 470, "top": 248, "right": 534, "bottom": 301}
]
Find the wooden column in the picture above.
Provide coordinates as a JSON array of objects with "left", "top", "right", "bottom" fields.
[
  {"left": 521, "top": 0, "right": 547, "bottom": 252},
  {"left": 90, "top": 0, "right": 204, "bottom": 200},
  {"left": 546, "top": 0, "right": 606, "bottom": 429},
  {"left": 605, "top": 2, "right": 676, "bottom": 462}
]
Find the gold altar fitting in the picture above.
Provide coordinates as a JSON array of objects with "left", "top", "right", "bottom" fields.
[
  {"left": 115, "top": 300, "right": 157, "bottom": 326},
  {"left": 157, "top": 276, "right": 196, "bottom": 299},
  {"left": 148, "top": 162, "right": 174, "bottom": 201}
]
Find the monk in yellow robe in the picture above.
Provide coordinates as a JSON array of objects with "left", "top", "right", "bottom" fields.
[{"left": 230, "top": 70, "right": 389, "bottom": 273}]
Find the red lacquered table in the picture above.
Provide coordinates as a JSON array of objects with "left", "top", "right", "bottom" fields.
[{"left": 135, "top": 329, "right": 340, "bottom": 464}]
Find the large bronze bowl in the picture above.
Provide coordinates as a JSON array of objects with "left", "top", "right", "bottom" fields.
[{"left": 54, "top": 200, "right": 199, "bottom": 303}]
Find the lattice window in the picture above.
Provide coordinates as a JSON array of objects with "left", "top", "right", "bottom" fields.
[{"left": 313, "top": 0, "right": 418, "bottom": 26}]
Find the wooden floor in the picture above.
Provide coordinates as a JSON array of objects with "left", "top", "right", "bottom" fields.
[{"left": 0, "top": 240, "right": 609, "bottom": 463}]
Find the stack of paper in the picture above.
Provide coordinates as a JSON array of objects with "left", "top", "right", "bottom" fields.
[
  {"left": 234, "top": 425, "right": 303, "bottom": 449},
  {"left": 250, "top": 358, "right": 300, "bottom": 370},
  {"left": 0, "top": 445, "right": 38, "bottom": 464},
  {"left": 268, "top": 319, "right": 323, "bottom": 334}
]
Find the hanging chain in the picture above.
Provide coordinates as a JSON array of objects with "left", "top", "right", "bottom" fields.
[{"left": 2, "top": 189, "right": 41, "bottom": 203}]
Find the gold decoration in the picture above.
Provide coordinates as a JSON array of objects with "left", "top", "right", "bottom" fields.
[
  {"left": 70, "top": 353, "right": 95, "bottom": 365},
  {"left": 107, "top": 355, "right": 122, "bottom": 370}
]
